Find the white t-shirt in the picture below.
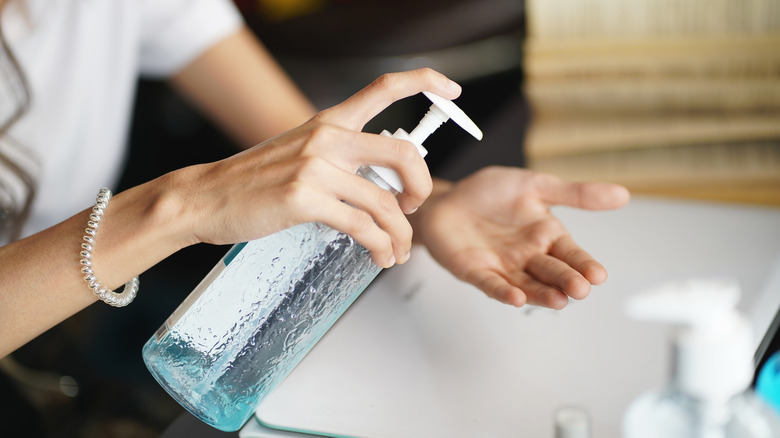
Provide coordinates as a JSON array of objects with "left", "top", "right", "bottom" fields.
[{"left": 0, "top": 0, "right": 243, "bottom": 237}]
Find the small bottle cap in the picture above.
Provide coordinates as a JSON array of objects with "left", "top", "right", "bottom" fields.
[
  {"left": 626, "top": 278, "right": 754, "bottom": 402},
  {"left": 554, "top": 406, "right": 591, "bottom": 438}
]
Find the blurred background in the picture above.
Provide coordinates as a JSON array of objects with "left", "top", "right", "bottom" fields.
[{"left": 1, "top": 0, "right": 778, "bottom": 436}]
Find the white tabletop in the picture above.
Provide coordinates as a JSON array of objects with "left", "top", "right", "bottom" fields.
[{"left": 240, "top": 196, "right": 780, "bottom": 438}]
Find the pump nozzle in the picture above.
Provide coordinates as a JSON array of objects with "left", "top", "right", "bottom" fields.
[
  {"left": 626, "top": 277, "right": 754, "bottom": 403},
  {"left": 626, "top": 277, "right": 741, "bottom": 333},
  {"left": 368, "top": 92, "right": 482, "bottom": 193},
  {"left": 411, "top": 91, "right": 484, "bottom": 144}
]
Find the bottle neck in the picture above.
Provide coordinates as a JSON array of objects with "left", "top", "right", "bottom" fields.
[
  {"left": 408, "top": 106, "right": 447, "bottom": 145},
  {"left": 357, "top": 165, "right": 399, "bottom": 196}
]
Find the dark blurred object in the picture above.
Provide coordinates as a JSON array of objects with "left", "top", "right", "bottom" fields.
[
  {"left": 241, "top": 0, "right": 523, "bottom": 57},
  {"left": 237, "top": 0, "right": 527, "bottom": 177}
]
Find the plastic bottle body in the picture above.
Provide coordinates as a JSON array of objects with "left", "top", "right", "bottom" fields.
[
  {"left": 623, "top": 388, "right": 780, "bottom": 438},
  {"left": 142, "top": 221, "right": 381, "bottom": 431}
]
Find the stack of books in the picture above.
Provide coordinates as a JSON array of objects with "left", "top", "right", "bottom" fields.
[{"left": 523, "top": 0, "right": 780, "bottom": 205}]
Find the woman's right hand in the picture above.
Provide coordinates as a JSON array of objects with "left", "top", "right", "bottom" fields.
[
  {"left": 0, "top": 69, "right": 459, "bottom": 357},
  {"left": 167, "top": 68, "right": 462, "bottom": 268}
]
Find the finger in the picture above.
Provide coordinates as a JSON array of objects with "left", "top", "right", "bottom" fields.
[
  {"left": 335, "top": 174, "right": 414, "bottom": 265},
  {"left": 293, "top": 159, "right": 414, "bottom": 267},
  {"left": 466, "top": 266, "right": 571, "bottom": 309},
  {"left": 322, "top": 69, "right": 462, "bottom": 131},
  {"left": 494, "top": 262, "right": 576, "bottom": 308},
  {"left": 499, "top": 269, "right": 570, "bottom": 309},
  {"left": 300, "top": 191, "right": 397, "bottom": 268},
  {"left": 533, "top": 173, "right": 631, "bottom": 211},
  {"left": 526, "top": 253, "right": 592, "bottom": 300},
  {"left": 333, "top": 130, "right": 432, "bottom": 213},
  {"left": 549, "top": 235, "right": 608, "bottom": 285},
  {"left": 290, "top": 125, "right": 432, "bottom": 213},
  {"left": 518, "top": 276, "right": 570, "bottom": 310},
  {"left": 465, "top": 269, "right": 528, "bottom": 308}
]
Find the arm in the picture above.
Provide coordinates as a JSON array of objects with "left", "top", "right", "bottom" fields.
[
  {"left": 169, "top": 26, "right": 317, "bottom": 147},
  {"left": 0, "top": 69, "right": 461, "bottom": 357},
  {"left": 0, "top": 182, "right": 183, "bottom": 358}
]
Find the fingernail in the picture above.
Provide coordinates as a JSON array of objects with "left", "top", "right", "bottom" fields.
[
  {"left": 401, "top": 251, "right": 411, "bottom": 263},
  {"left": 448, "top": 79, "right": 462, "bottom": 94},
  {"left": 385, "top": 255, "right": 396, "bottom": 268}
]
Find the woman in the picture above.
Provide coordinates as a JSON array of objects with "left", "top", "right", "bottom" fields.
[{"left": 0, "top": 0, "right": 629, "bottom": 358}]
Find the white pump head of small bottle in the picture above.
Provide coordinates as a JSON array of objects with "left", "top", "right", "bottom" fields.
[
  {"left": 625, "top": 277, "right": 754, "bottom": 404},
  {"left": 368, "top": 92, "right": 483, "bottom": 193}
]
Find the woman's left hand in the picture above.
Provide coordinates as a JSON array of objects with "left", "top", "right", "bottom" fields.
[{"left": 411, "top": 166, "right": 630, "bottom": 309}]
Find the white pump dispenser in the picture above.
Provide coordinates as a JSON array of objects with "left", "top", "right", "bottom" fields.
[
  {"left": 622, "top": 278, "right": 780, "bottom": 438},
  {"left": 364, "top": 91, "right": 483, "bottom": 193}
]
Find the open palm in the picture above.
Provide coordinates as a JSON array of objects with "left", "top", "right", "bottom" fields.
[{"left": 415, "top": 166, "right": 630, "bottom": 309}]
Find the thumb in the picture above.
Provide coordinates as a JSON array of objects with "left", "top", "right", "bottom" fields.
[{"left": 321, "top": 68, "right": 462, "bottom": 131}]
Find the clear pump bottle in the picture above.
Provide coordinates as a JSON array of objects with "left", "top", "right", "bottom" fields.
[
  {"left": 141, "top": 92, "right": 482, "bottom": 432},
  {"left": 622, "top": 278, "right": 780, "bottom": 438}
]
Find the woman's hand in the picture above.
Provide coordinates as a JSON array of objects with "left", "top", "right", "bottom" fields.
[
  {"left": 411, "top": 167, "right": 631, "bottom": 309},
  {"left": 171, "top": 68, "right": 462, "bottom": 268}
]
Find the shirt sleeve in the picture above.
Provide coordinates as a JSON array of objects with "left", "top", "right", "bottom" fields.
[{"left": 138, "top": 0, "right": 244, "bottom": 78}]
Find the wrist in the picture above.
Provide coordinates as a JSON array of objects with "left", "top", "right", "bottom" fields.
[
  {"left": 93, "top": 174, "right": 195, "bottom": 286},
  {"left": 139, "top": 170, "right": 203, "bottom": 251},
  {"left": 409, "top": 178, "right": 453, "bottom": 245}
]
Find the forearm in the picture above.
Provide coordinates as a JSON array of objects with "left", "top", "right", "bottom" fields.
[
  {"left": 0, "top": 174, "right": 191, "bottom": 357},
  {"left": 170, "top": 26, "right": 317, "bottom": 147}
]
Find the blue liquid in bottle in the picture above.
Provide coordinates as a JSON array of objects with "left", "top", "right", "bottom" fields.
[{"left": 142, "top": 221, "right": 381, "bottom": 431}]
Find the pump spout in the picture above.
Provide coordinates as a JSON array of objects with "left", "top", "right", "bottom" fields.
[
  {"left": 408, "top": 105, "right": 448, "bottom": 145},
  {"left": 367, "top": 92, "right": 482, "bottom": 194},
  {"left": 415, "top": 91, "right": 483, "bottom": 144}
]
